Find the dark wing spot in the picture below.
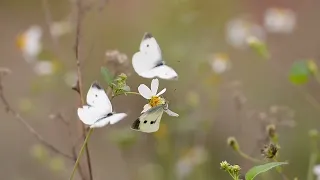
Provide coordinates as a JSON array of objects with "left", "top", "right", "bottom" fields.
[
  {"left": 150, "top": 121, "right": 155, "bottom": 124},
  {"left": 95, "top": 94, "right": 98, "bottom": 97},
  {"left": 146, "top": 44, "right": 149, "bottom": 47},
  {"left": 91, "top": 81, "right": 102, "bottom": 89},
  {"left": 106, "top": 113, "right": 113, "bottom": 117},
  {"left": 143, "top": 120, "right": 148, "bottom": 124},
  {"left": 143, "top": 32, "right": 153, "bottom": 39},
  {"left": 155, "top": 61, "right": 164, "bottom": 68},
  {"left": 131, "top": 119, "right": 140, "bottom": 130}
]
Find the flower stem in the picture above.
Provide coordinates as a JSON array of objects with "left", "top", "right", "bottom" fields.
[
  {"left": 307, "top": 138, "right": 318, "bottom": 180},
  {"left": 125, "top": 91, "right": 140, "bottom": 95},
  {"left": 69, "top": 128, "right": 94, "bottom": 180},
  {"left": 112, "top": 91, "right": 140, "bottom": 99},
  {"left": 238, "top": 149, "right": 262, "bottom": 163}
]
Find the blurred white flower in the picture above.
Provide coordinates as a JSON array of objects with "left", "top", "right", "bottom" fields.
[
  {"left": 226, "top": 18, "right": 265, "bottom": 49},
  {"left": 176, "top": 146, "right": 208, "bottom": 179},
  {"left": 33, "top": 61, "right": 54, "bottom": 76},
  {"left": 264, "top": 8, "right": 296, "bottom": 34},
  {"left": 16, "top": 25, "right": 43, "bottom": 63},
  {"left": 50, "top": 21, "right": 73, "bottom": 37},
  {"left": 314, "top": 165, "right": 320, "bottom": 180},
  {"left": 210, "top": 53, "right": 230, "bottom": 74},
  {"left": 64, "top": 71, "right": 78, "bottom": 87},
  {"left": 138, "top": 78, "right": 178, "bottom": 117}
]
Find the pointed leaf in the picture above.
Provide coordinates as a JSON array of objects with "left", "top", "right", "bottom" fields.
[
  {"left": 289, "top": 61, "right": 311, "bottom": 85},
  {"left": 245, "top": 162, "right": 288, "bottom": 180},
  {"left": 101, "top": 67, "right": 114, "bottom": 85}
]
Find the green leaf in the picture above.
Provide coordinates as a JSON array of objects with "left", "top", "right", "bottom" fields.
[
  {"left": 289, "top": 61, "right": 311, "bottom": 85},
  {"left": 101, "top": 67, "right": 114, "bottom": 85},
  {"left": 245, "top": 162, "right": 288, "bottom": 180},
  {"left": 247, "top": 37, "right": 270, "bottom": 59}
]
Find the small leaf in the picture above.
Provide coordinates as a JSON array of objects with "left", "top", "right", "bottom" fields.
[
  {"left": 289, "top": 61, "right": 311, "bottom": 85},
  {"left": 245, "top": 162, "right": 288, "bottom": 180},
  {"left": 101, "top": 67, "right": 114, "bottom": 85},
  {"left": 247, "top": 36, "right": 270, "bottom": 59}
]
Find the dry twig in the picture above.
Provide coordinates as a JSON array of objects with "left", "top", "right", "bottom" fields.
[{"left": 0, "top": 74, "right": 73, "bottom": 160}]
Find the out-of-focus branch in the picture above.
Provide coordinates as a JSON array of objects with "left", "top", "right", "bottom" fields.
[
  {"left": 72, "top": 0, "right": 93, "bottom": 180},
  {"left": 0, "top": 72, "right": 73, "bottom": 160},
  {"left": 52, "top": 112, "right": 86, "bottom": 180}
]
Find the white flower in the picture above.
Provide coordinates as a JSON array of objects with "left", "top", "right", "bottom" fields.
[
  {"left": 33, "top": 61, "right": 54, "bottom": 76},
  {"left": 314, "top": 165, "right": 320, "bottom": 180},
  {"left": 16, "top": 25, "right": 42, "bottom": 63},
  {"left": 176, "top": 146, "right": 207, "bottom": 180},
  {"left": 138, "top": 78, "right": 178, "bottom": 116},
  {"left": 226, "top": 17, "right": 265, "bottom": 49},
  {"left": 210, "top": 53, "right": 230, "bottom": 74},
  {"left": 264, "top": 8, "right": 296, "bottom": 34}
]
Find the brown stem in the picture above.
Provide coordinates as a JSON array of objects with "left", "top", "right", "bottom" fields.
[
  {"left": 73, "top": 0, "right": 93, "bottom": 179},
  {"left": 0, "top": 77, "right": 73, "bottom": 160}
]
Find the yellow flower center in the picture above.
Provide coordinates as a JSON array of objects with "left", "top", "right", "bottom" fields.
[
  {"left": 149, "top": 96, "right": 164, "bottom": 107},
  {"left": 16, "top": 33, "right": 26, "bottom": 50}
]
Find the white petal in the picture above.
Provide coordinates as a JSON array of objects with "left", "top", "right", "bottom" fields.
[
  {"left": 165, "top": 109, "right": 179, "bottom": 117},
  {"left": 156, "top": 88, "right": 166, "bottom": 96},
  {"left": 138, "top": 84, "right": 152, "bottom": 99},
  {"left": 151, "top": 78, "right": 159, "bottom": 95},
  {"left": 141, "top": 104, "right": 152, "bottom": 113},
  {"left": 314, "top": 165, "right": 320, "bottom": 176}
]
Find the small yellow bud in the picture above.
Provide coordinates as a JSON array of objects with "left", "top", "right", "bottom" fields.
[
  {"left": 220, "top": 161, "right": 230, "bottom": 171},
  {"left": 231, "top": 165, "right": 241, "bottom": 172},
  {"left": 266, "top": 124, "right": 276, "bottom": 138}
]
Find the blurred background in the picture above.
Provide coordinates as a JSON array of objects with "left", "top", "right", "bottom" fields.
[{"left": 1, "top": 0, "right": 320, "bottom": 179}]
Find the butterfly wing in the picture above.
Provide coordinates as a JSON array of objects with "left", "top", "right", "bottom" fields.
[
  {"left": 77, "top": 105, "right": 106, "bottom": 126},
  {"left": 132, "top": 32, "right": 165, "bottom": 75},
  {"left": 132, "top": 51, "right": 159, "bottom": 74},
  {"left": 139, "top": 32, "right": 162, "bottom": 62},
  {"left": 131, "top": 105, "right": 165, "bottom": 133},
  {"left": 86, "top": 81, "right": 112, "bottom": 113},
  {"left": 90, "top": 113, "right": 127, "bottom": 128},
  {"left": 140, "top": 65, "right": 178, "bottom": 80},
  {"left": 164, "top": 109, "right": 179, "bottom": 117}
]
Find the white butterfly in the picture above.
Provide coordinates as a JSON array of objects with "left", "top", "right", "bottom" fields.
[
  {"left": 132, "top": 32, "right": 178, "bottom": 80},
  {"left": 131, "top": 102, "right": 178, "bottom": 133},
  {"left": 77, "top": 81, "right": 127, "bottom": 128}
]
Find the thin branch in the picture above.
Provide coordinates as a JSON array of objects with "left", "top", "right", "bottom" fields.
[
  {"left": 53, "top": 112, "right": 86, "bottom": 180},
  {"left": 73, "top": 0, "right": 93, "bottom": 179},
  {"left": 0, "top": 76, "right": 73, "bottom": 160}
]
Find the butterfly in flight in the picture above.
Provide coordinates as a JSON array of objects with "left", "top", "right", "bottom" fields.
[{"left": 132, "top": 32, "right": 178, "bottom": 80}]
